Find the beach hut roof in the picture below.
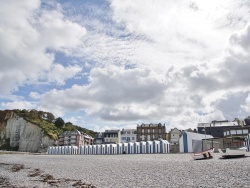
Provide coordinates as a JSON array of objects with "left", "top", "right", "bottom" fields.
[{"left": 184, "top": 131, "right": 213, "bottom": 140}]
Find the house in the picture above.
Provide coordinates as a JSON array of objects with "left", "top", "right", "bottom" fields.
[
  {"left": 120, "top": 129, "right": 137, "bottom": 143},
  {"left": 136, "top": 123, "right": 166, "bottom": 142},
  {"left": 94, "top": 132, "right": 104, "bottom": 144},
  {"left": 58, "top": 130, "right": 93, "bottom": 147},
  {"left": 169, "top": 128, "right": 181, "bottom": 144},
  {"left": 103, "top": 130, "right": 121, "bottom": 144}
]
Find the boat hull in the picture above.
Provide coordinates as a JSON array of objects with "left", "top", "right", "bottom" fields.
[
  {"left": 218, "top": 147, "right": 246, "bottom": 159},
  {"left": 193, "top": 148, "right": 214, "bottom": 160}
]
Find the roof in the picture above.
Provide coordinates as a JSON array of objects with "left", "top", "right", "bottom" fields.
[{"left": 184, "top": 131, "right": 213, "bottom": 140}]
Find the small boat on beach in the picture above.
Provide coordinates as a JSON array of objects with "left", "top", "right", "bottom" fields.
[
  {"left": 218, "top": 147, "right": 247, "bottom": 159},
  {"left": 193, "top": 148, "right": 214, "bottom": 160}
]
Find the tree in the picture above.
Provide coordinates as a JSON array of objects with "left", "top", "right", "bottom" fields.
[{"left": 54, "top": 117, "right": 65, "bottom": 128}]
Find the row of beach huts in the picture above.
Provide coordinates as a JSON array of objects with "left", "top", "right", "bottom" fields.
[{"left": 47, "top": 140, "right": 170, "bottom": 155}]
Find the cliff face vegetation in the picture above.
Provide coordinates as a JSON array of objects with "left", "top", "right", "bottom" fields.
[{"left": 0, "top": 109, "right": 96, "bottom": 152}]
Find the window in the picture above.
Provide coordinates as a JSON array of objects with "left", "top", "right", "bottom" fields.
[
  {"left": 243, "top": 129, "right": 248, "bottom": 134},
  {"left": 231, "top": 130, "right": 236, "bottom": 135},
  {"left": 236, "top": 130, "right": 242, "bottom": 134},
  {"left": 148, "top": 129, "right": 150, "bottom": 133},
  {"left": 132, "top": 137, "right": 135, "bottom": 140}
]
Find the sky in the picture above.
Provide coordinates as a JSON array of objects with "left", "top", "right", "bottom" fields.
[{"left": 1, "top": 0, "right": 250, "bottom": 132}]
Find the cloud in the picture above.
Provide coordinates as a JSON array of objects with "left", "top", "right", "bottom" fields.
[
  {"left": 45, "top": 64, "right": 82, "bottom": 85},
  {"left": 1, "top": 0, "right": 250, "bottom": 131},
  {"left": 0, "top": 0, "right": 86, "bottom": 94},
  {"left": 1, "top": 101, "right": 37, "bottom": 110}
]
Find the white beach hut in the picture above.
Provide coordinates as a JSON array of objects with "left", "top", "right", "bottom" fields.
[
  {"left": 47, "top": 146, "right": 52, "bottom": 154},
  {"left": 72, "top": 146, "right": 78, "bottom": 155},
  {"left": 101, "top": 144, "right": 106, "bottom": 154},
  {"left": 153, "top": 140, "right": 160, "bottom": 153},
  {"left": 160, "top": 140, "right": 170, "bottom": 153},
  {"left": 92, "top": 145, "right": 97, "bottom": 155},
  {"left": 134, "top": 142, "right": 140, "bottom": 154},
  {"left": 179, "top": 131, "right": 213, "bottom": 153},
  {"left": 96, "top": 145, "right": 101, "bottom": 155},
  {"left": 117, "top": 143, "right": 123, "bottom": 154},
  {"left": 128, "top": 142, "right": 134, "bottom": 154},
  {"left": 88, "top": 145, "right": 93, "bottom": 154},
  {"left": 146, "top": 141, "right": 153, "bottom": 154},
  {"left": 110, "top": 144, "right": 117, "bottom": 154},
  {"left": 140, "top": 141, "right": 146, "bottom": 154},
  {"left": 122, "top": 143, "right": 128, "bottom": 154},
  {"left": 79, "top": 146, "right": 84, "bottom": 155}
]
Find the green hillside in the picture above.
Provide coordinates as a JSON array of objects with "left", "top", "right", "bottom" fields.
[{"left": 14, "top": 109, "right": 96, "bottom": 140}]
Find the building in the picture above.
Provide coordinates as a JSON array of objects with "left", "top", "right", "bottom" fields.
[
  {"left": 94, "top": 132, "right": 104, "bottom": 144},
  {"left": 179, "top": 131, "right": 213, "bottom": 153},
  {"left": 58, "top": 130, "right": 93, "bottom": 147},
  {"left": 197, "top": 120, "right": 243, "bottom": 138},
  {"left": 120, "top": 129, "right": 137, "bottom": 143},
  {"left": 169, "top": 128, "right": 182, "bottom": 144},
  {"left": 103, "top": 130, "right": 121, "bottom": 144},
  {"left": 83, "top": 133, "right": 94, "bottom": 145},
  {"left": 136, "top": 123, "right": 166, "bottom": 142}
]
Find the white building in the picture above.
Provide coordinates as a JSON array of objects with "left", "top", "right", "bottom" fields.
[
  {"left": 169, "top": 128, "right": 181, "bottom": 144},
  {"left": 179, "top": 131, "right": 213, "bottom": 153},
  {"left": 120, "top": 129, "right": 137, "bottom": 143}
]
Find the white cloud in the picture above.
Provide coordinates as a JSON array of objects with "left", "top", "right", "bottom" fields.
[
  {"left": 1, "top": 101, "right": 37, "bottom": 110},
  {"left": 0, "top": 0, "right": 87, "bottom": 94},
  {"left": 29, "top": 92, "right": 41, "bottom": 99},
  {"left": 2, "top": 0, "right": 250, "bottom": 131},
  {"left": 45, "top": 64, "right": 82, "bottom": 85}
]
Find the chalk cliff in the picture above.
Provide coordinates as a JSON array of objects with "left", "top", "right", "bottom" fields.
[{"left": 0, "top": 110, "right": 55, "bottom": 152}]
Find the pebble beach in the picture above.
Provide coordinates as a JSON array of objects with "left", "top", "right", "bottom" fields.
[{"left": 0, "top": 152, "right": 250, "bottom": 188}]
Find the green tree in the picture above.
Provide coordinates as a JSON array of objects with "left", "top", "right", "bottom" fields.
[{"left": 54, "top": 117, "right": 65, "bottom": 128}]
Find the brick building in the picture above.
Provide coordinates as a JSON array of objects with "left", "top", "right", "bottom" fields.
[{"left": 137, "top": 123, "right": 166, "bottom": 142}]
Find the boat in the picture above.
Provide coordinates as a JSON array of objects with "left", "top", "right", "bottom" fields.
[
  {"left": 218, "top": 147, "right": 247, "bottom": 159},
  {"left": 193, "top": 148, "right": 214, "bottom": 160}
]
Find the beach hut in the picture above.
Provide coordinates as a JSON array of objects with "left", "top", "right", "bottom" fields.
[
  {"left": 160, "top": 140, "right": 170, "bottom": 153},
  {"left": 96, "top": 145, "right": 101, "bottom": 155},
  {"left": 79, "top": 146, "right": 84, "bottom": 155},
  {"left": 110, "top": 144, "right": 117, "bottom": 154},
  {"left": 101, "top": 144, "right": 106, "bottom": 154},
  {"left": 88, "top": 145, "right": 93, "bottom": 155},
  {"left": 71, "top": 146, "right": 78, "bottom": 155},
  {"left": 83, "top": 145, "right": 88, "bottom": 154},
  {"left": 47, "top": 146, "right": 52, "bottom": 154},
  {"left": 122, "top": 143, "right": 128, "bottom": 154},
  {"left": 104, "top": 144, "right": 110, "bottom": 154},
  {"left": 146, "top": 141, "right": 153, "bottom": 154},
  {"left": 179, "top": 132, "right": 213, "bottom": 153},
  {"left": 117, "top": 143, "right": 123, "bottom": 154},
  {"left": 134, "top": 142, "right": 140, "bottom": 154},
  {"left": 128, "top": 142, "right": 134, "bottom": 154},
  {"left": 140, "top": 141, "right": 146, "bottom": 154},
  {"left": 92, "top": 145, "right": 97, "bottom": 155},
  {"left": 55, "top": 146, "right": 59, "bottom": 154},
  {"left": 153, "top": 140, "right": 160, "bottom": 153}
]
